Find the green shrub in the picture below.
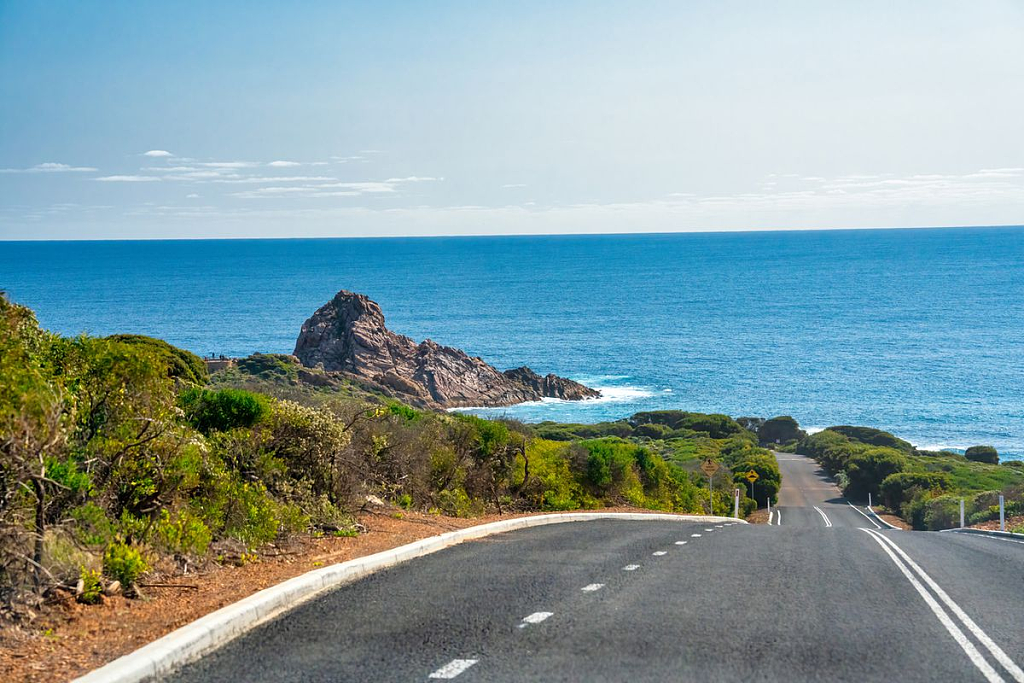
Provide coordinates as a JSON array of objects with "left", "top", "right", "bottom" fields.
[
  {"left": 845, "top": 447, "right": 907, "bottom": 499},
  {"left": 965, "top": 445, "right": 999, "bottom": 465},
  {"left": 102, "top": 541, "right": 149, "bottom": 586},
  {"left": 179, "top": 387, "right": 270, "bottom": 434},
  {"left": 78, "top": 567, "right": 103, "bottom": 604},
  {"left": 757, "top": 416, "right": 805, "bottom": 445},
  {"left": 827, "top": 425, "right": 913, "bottom": 452},
  {"left": 155, "top": 508, "right": 213, "bottom": 556},
  {"left": 106, "top": 334, "right": 208, "bottom": 385},
  {"left": 879, "top": 472, "right": 951, "bottom": 510}
]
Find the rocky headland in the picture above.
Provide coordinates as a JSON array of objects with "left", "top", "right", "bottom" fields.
[{"left": 292, "top": 290, "right": 600, "bottom": 409}]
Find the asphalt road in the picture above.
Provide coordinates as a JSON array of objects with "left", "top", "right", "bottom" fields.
[{"left": 163, "top": 451, "right": 1024, "bottom": 683}]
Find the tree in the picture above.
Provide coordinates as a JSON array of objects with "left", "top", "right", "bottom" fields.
[
  {"left": 845, "top": 447, "right": 907, "bottom": 499},
  {"left": 757, "top": 416, "right": 805, "bottom": 445}
]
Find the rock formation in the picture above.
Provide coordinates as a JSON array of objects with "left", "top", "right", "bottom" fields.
[{"left": 293, "top": 290, "right": 600, "bottom": 409}]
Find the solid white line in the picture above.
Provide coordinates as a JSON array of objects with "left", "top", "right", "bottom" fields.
[
  {"left": 581, "top": 583, "right": 605, "bottom": 592},
  {"left": 847, "top": 501, "right": 881, "bottom": 529},
  {"left": 623, "top": 564, "right": 640, "bottom": 571},
  {"left": 519, "top": 611, "right": 554, "bottom": 627},
  {"left": 652, "top": 550, "right": 667, "bottom": 556},
  {"left": 865, "top": 529, "right": 1024, "bottom": 682},
  {"left": 429, "top": 658, "right": 479, "bottom": 679},
  {"left": 768, "top": 510, "right": 775, "bottom": 525},
  {"left": 813, "top": 506, "right": 833, "bottom": 528},
  {"left": 861, "top": 530, "right": 1004, "bottom": 683},
  {"left": 868, "top": 505, "right": 902, "bottom": 530},
  {"left": 674, "top": 541, "right": 688, "bottom": 545},
  {"left": 776, "top": 510, "right": 781, "bottom": 526}
]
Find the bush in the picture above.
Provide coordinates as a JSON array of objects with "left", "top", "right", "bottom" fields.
[
  {"left": 965, "top": 445, "right": 999, "bottom": 465},
  {"left": 78, "top": 568, "right": 104, "bottom": 604},
  {"left": 757, "top": 416, "right": 805, "bottom": 445},
  {"left": 102, "top": 541, "right": 149, "bottom": 587},
  {"left": 827, "top": 425, "right": 913, "bottom": 452},
  {"left": 180, "top": 387, "right": 270, "bottom": 434},
  {"left": 879, "top": 472, "right": 951, "bottom": 511},
  {"left": 844, "top": 448, "right": 907, "bottom": 499},
  {"left": 106, "top": 334, "right": 208, "bottom": 385}
]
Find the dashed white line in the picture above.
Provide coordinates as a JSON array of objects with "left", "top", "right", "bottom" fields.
[
  {"left": 623, "top": 564, "right": 640, "bottom": 571},
  {"left": 652, "top": 550, "right": 667, "bottom": 556},
  {"left": 674, "top": 540, "right": 688, "bottom": 545},
  {"left": 691, "top": 533, "right": 702, "bottom": 538},
  {"left": 429, "top": 658, "right": 479, "bottom": 679},
  {"left": 704, "top": 528, "right": 715, "bottom": 532},
  {"left": 813, "top": 506, "right": 833, "bottom": 528},
  {"left": 768, "top": 510, "right": 775, "bottom": 525},
  {"left": 715, "top": 525, "right": 724, "bottom": 528},
  {"left": 865, "top": 528, "right": 1024, "bottom": 682},
  {"left": 519, "top": 611, "right": 554, "bottom": 628},
  {"left": 581, "top": 583, "right": 605, "bottom": 592}
]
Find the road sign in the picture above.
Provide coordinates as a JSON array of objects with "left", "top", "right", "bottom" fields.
[
  {"left": 745, "top": 470, "right": 759, "bottom": 483},
  {"left": 700, "top": 459, "right": 720, "bottom": 477}
]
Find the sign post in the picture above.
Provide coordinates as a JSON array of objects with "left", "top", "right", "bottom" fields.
[
  {"left": 745, "top": 470, "right": 759, "bottom": 507},
  {"left": 701, "top": 459, "right": 720, "bottom": 514}
]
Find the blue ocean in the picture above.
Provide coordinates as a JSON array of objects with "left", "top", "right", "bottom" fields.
[{"left": 2, "top": 227, "right": 1022, "bottom": 459}]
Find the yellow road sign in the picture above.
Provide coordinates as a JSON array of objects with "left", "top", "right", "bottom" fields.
[
  {"left": 745, "top": 470, "right": 759, "bottom": 483},
  {"left": 700, "top": 459, "right": 720, "bottom": 477}
]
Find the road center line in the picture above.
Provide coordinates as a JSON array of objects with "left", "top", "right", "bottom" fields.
[
  {"left": 652, "top": 550, "right": 667, "bottom": 556},
  {"left": 623, "top": 564, "right": 640, "bottom": 571},
  {"left": 581, "top": 583, "right": 605, "bottom": 592},
  {"left": 429, "top": 658, "right": 479, "bottom": 679},
  {"left": 813, "top": 506, "right": 833, "bottom": 528},
  {"left": 861, "top": 530, "right": 1004, "bottom": 683},
  {"left": 847, "top": 500, "right": 881, "bottom": 529},
  {"left": 519, "top": 612, "right": 554, "bottom": 628},
  {"left": 865, "top": 529, "right": 1024, "bottom": 682},
  {"left": 674, "top": 540, "right": 688, "bottom": 545},
  {"left": 776, "top": 510, "right": 782, "bottom": 526}
]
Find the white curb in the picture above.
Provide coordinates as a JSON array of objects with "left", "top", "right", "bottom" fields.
[{"left": 73, "top": 512, "right": 742, "bottom": 683}]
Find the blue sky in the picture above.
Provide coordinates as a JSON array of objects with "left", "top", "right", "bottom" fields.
[{"left": 1, "top": 1, "right": 1023, "bottom": 239}]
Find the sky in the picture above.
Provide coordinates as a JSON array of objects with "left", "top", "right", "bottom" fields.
[{"left": 1, "top": 0, "right": 1023, "bottom": 240}]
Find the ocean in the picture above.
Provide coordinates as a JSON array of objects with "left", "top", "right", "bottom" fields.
[{"left": 2, "top": 227, "right": 1022, "bottom": 459}]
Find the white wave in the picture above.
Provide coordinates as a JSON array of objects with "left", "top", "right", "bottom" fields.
[
  {"left": 446, "top": 383, "right": 654, "bottom": 413},
  {"left": 912, "top": 442, "right": 964, "bottom": 454},
  {"left": 804, "top": 426, "right": 826, "bottom": 435}
]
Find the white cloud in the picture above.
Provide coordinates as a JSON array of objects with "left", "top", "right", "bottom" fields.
[
  {"left": 143, "top": 150, "right": 174, "bottom": 157},
  {"left": 267, "top": 160, "right": 302, "bottom": 167},
  {"left": 94, "top": 175, "right": 160, "bottom": 182},
  {"left": 198, "top": 161, "right": 259, "bottom": 169},
  {"left": 186, "top": 193, "right": 200, "bottom": 198},
  {"left": 385, "top": 176, "right": 440, "bottom": 183},
  {"left": 501, "top": 183, "right": 527, "bottom": 188},
  {"left": 0, "top": 162, "right": 98, "bottom": 173}
]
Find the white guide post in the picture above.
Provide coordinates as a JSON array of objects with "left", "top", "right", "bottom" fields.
[
  {"left": 733, "top": 488, "right": 740, "bottom": 518},
  {"left": 960, "top": 498, "right": 965, "bottom": 529},
  {"left": 999, "top": 495, "right": 1005, "bottom": 532}
]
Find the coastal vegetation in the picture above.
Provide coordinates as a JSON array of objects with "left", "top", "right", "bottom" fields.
[
  {"left": 0, "top": 295, "right": 761, "bottom": 619},
  {"left": 794, "top": 425, "right": 1023, "bottom": 530}
]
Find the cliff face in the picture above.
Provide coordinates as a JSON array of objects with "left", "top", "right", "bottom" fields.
[{"left": 293, "top": 290, "right": 600, "bottom": 409}]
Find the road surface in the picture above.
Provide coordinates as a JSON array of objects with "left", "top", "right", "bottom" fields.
[{"left": 163, "top": 451, "right": 1023, "bottom": 682}]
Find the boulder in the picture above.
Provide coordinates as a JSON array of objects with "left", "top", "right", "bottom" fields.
[{"left": 294, "top": 291, "right": 600, "bottom": 409}]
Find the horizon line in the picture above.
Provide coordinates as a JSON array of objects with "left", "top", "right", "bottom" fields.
[{"left": 0, "top": 223, "right": 1022, "bottom": 243}]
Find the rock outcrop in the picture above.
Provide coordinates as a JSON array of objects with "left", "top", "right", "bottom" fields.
[{"left": 293, "top": 290, "right": 600, "bottom": 409}]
